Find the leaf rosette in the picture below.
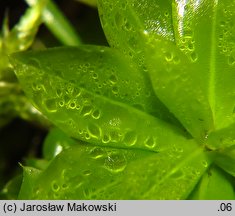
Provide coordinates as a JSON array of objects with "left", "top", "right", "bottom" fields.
[{"left": 9, "top": 0, "right": 235, "bottom": 199}]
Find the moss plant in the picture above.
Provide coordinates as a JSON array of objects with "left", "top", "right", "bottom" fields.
[{"left": 1, "top": 0, "right": 235, "bottom": 199}]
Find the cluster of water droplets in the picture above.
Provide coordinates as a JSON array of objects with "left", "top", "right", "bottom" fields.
[
  {"left": 218, "top": 5, "right": 235, "bottom": 66},
  {"left": 177, "top": 27, "right": 198, "bottom": 63},
  {"left": 29, "top": 57, "right": 160, "bottom": 151}
]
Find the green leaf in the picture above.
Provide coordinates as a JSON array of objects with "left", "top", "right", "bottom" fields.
[
  {"left": 148, "top": 0, "right": 235, "bottom": 139},
  {"left": 97, "top": 0, "right": 174, "bottom": 67},
  {"left": 21, "top": 140, "right": 210, "bottom": 199},
  {"left": 212, "top": 145, "right": 235, "bottom": 177},
  {"left": 207, "top": 122, "right": 235, "bottom": 150},
  {"left": 190, "top": 166, "right": 235, "bottom": 200},
  {"left": 18, "top": 166, "right": 41, "bottom": 199},
  {"left": 43, "top": 127, "right": 77, "bottom": 160},
  {"left": 1, "top": 175, "right": 22, "bottom": 199},
  {"left": 98, "top": 0, "right": 235, "bottom": 141},
  {"left": 171, "top": 0, "right": 235, "bottom": 130},
  {"left": 10, "top": 46, "right": 189, "bottom": 153},
  {"left": 25, "top": 159, "right": 50, "bottom": 170}
]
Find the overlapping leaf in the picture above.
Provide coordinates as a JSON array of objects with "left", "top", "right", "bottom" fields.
[
  {"left": 190, "top": 166, "right": 235, "bottom": 200},
  {"left": 18, "top": 129, "right": 210, "bottom": 200},
  {"left": 9, "top": 0, "right": 235, "bottom": 200},
  {"left": 98, "top": 0, "right": 235, "bottom": 142}
]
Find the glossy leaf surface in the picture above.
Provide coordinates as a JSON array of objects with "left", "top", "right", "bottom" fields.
[
  {"left": 98, "top": 0, "right": 235, "bottom": 141},
  {"left": 18, "top": 132, "right": 210, "bottom": 199},
  {"left": 10, "top": 46, "right": 188, "bottom": 153},
  {"left": 9, "top": 0, "right": 235, "bottom": 200}
]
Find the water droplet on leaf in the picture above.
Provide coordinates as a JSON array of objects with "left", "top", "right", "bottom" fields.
[
  {"left": 123, "top": 131, "right": 137, "bottom": 146},
  {"left": 144, "top": 136, "right": 157, "bottom": 149},
  {"left": 90, "top": 147, "right": 105, "bottom": 159},
  {"left": 92, "top": 109, "right": 101, "bottom": 119},
  {"left": 87, "top": 123, "right": 101, "bottom": 138},
  {"left": 44, "top": 99, "right": 57, "bottom": 112},
  {"left": 104, "top": 153, "right": 127, "bottom": 173},
  {"left": 52, "top": 181, "right": 60, "bottom": 192}
]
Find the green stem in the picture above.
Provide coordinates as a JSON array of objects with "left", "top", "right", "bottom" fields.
[{"left": 26, "top": 0, "right": 82, "bottom": 46}]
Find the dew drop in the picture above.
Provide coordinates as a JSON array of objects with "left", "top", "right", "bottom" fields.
[
  {"left": 220, "top": 21, "right": 226, "bottom": 27},
  {"left": 68, "top": 100, "right": 76, "bottom": 109},
  {"left": 80, "top": 105, "right": 93, "bottom": 116},
  {"left": 92, "top": 73, "right": 98, "bottom": 79},
  {"left": 28, "top": 58, "right": 41, "bottom": 69},
  {"left": 83, "top": 188, "right": 90, "bottom": 198},
  {"left": 76, "top": 104, "right": 81, "bottom": 110},
  {"left": 53, "top": 193, "right": 59, "bottom": 199},
  {"left": 87, "top": 123, "right": 101, "bottom": 138},
  {"left": 109, "top": 74, "right": 118, "bottom": 84},
  {"left": 112, "top": 86, "right": 119, "bottom": 94},
  {"left": 102, "top": 134, "right": 111, "bottom": 143},
  {"left": 58, "top": 100, "right": 65, "bottom": 107},
  {"left": 115, "top": 12, "right": 122, "bottom": 27},
  {"left": 110, "top": 131, "right": 120, "bottom": 142},
  {"left": 83, "top": 170, "right": 92, "bottom": 176},
  {"left": 61, "top": 183, "right": 68, "bottom": 189},
  {"left": 173, "top": 56, "right": 180, "bottom": 64},
  {"left": 97, "top": 83, "right": 102, "bottom": 88},
  {"left": 187, "top": 42, "right": 194, "bottom": 51},
  {"left": 92, "top": 109, "right": 101, "bottom": 119},
  {"left": 31, "top": 83, "right": 38, "bottom": 91},
  {"left": 192, "top": 169, "right": 201, "bottom": 176},
  {"left": 44, "top": 99, "right": 57, "bottom": 112},
  {"left": 190, "top": 52, "right": 198, "bottom": 62},
  {"left": 202, "top": 160, "right": 208, "bottom": 168},
  {"left": 165, "top": 52, "right": 173, "bottom": 61},
  {"left": 164, "top": 11, "right": 169, "bottom": 17},
  {"left": 104, "top": 153, "right": 127, "bottom": 173},
  {"left": 171, "top": 170, "right": 184, "bottom": 179},
  {"left": 65, "top": 84, "right": 74, "bottom": 94},
  {"left": 228, "top": 56, "right": 235, "bottom": 65},
  {"left": 74, "top": 88, "right": 82, "bottom": 98},
  {"left": 144, "top": 136, "right": 157, "bottom": 149},
  {"left": 84, "top": 132, "right": 91, "bottom": 140},
  {"left": 90, "top": 147, "right": 105, "bottom": 159},
  {"left": 125, "top": 22, "right": 131, "bottom": 31},
  {"left": 56, "top": 89, "right": 63, "bottom": 97},
  {"left": 51, "top": 181, "right": 60, "bottom": 192},
  {"left": 121, "top": 2, "right": 126, "bottom": 10},
  {"left": 123, "top": 131, "right": 137, "bottom": 146},
  {"left": 36, "top": 84, "right": 44, "bottom": 91}
]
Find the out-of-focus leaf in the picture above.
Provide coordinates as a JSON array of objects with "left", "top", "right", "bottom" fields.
[
  {"left": 43, "top": 127, "right": 77, "bottom": 160},
  {"left": 2, "top": 0, "right": 47, "bottom": 54},
  {"left": 26, "top": 0, "right": 82, "bottom": 46},
  {"left": 1, "top": 175, "right": 22, "bottom": 200}
]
